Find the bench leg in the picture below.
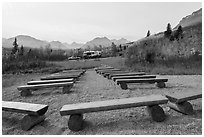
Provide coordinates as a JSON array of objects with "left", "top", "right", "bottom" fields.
[
  {"left": 120, "top": 82, "right": 128, "bottom": 90},
  {"left": 147, "top": 105, "right": 166, "bottom": 122},
  {"left": 62, "top": 85, "right": 73, "bottom": 94},
  {"left": 20, "top": 89, "right": 32, "bottom": 97},
  {"left": 21, "top": 115, "right": 45, "bottom": 131},
  {"left": 68, "top": 114, "right": 83, "bottom": 131},
  {"left": 168, "top": 101, "right": 193, "bottom": 115},
  {"left": 156, "top": 82, "right": 166, "bottom": 88}
]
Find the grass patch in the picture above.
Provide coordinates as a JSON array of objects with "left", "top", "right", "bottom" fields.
[
  {"left": 51, "top": 57, "right": 129, "bottom": 71},
  {"left": 2, "top": 56, "right": 55, "bottom": 74},
  {"left": 125, "top": 55, "right": 202, "bottom": 75}
]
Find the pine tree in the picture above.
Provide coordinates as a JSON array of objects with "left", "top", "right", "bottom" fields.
[
  {"left": 146, "top": 30, "right": 150, "bottom": 37},
  {"left": 11, "top": 37, "right": 19, "bottom": 55},
  {"left": 119, "top": 44, "right": 122, "bottom": 51},
  {"left": 164, "top": 23, "right": 172, "bottom": 38},
  {"left": 19, "top": 45, "right": 24, "bottom": 56},
  {"left": 111, "top": 42, "right": 117, "bottom": 56},
  {"left": 174, "top": 25, "right": 183, "bottom": 40}
]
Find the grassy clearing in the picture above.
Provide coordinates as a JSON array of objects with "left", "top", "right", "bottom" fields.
[
  {"left": 51, "top": 56, "right": 201, "bottom": 75},
  {"left": 51, "top": 57, "right": 129, "bottom": 71},
  {"left": 2, "top": 55, "right": 201, "bottom": 75}
]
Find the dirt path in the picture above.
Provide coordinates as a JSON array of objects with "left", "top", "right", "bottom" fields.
[{"left": 2, "top": 70, "right": 202, "bottom": 135}]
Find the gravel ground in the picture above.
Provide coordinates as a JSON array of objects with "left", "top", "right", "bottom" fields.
[{"left": 2, "top": 70, "right": 202, "bottom": 135}]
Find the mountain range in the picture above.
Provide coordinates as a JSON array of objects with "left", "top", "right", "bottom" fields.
[
  {"left": 81, "top": 37, "right": 129, "bottom": 49},
  {"left": 2, "top": 35, "right": 129, "bottom": 50},
  {"left": 2, "top": 8, "right": 201, "bottom": 50},
  {"left": 2, "top": 35, "right": 84, "bottom": 50}
]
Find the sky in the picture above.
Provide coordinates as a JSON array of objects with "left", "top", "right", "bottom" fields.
[{"left": 2, "top": 1, "right": 202, "bottom": 44}]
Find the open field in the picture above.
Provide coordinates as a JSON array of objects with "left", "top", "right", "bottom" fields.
[
  {"left": 52, "top": 57, "right": 127, "bottom": 71},
  {"left": 51, "top": 56, "right": 202, "bottom": 75},
  {"left": 2, "top": 60, "right": 202, "bottom": 135}
]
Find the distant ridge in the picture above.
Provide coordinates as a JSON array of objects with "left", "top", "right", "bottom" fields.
[
  {"left": 81, "top": 37, "right": 130, "bottom": 49},
  {"left": 174, "top": 8, "right": 202, "bottom": 29},
  {"left": 2, "top": 35, "right": 83, "bottom": 50}
]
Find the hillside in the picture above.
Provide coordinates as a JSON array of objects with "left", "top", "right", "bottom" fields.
[
  {"left": 174, "top": 8, "right": 202, "bottom": 30},
  {"left": 2, "top": 35, "right": 48, "bottom": 49},
  {"left": 127, "top": 8, "right": 202, "bottom": 61}
]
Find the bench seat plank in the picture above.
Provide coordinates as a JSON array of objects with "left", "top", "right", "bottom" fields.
[
  {"left": 116, "top": 78, "right": 168, "bottom": 84},
  {"left": 98, "top": 69, "right": 121, "bottom": 74},
  {"left": 27, "top": 78, "right": 74, "bottom": 85},
  {"left": 18, "top": 82, "right": 74, "bottom": 90},
  {"left": 104, "top": 71, "right": 129, "bottom": 75},
  {"left": 112, "top": 75, "right": 156, "bottom": 81},
  {"left": 2, "top": 101, "right": 48, "bottom": 116},
  {"left": 110, "top": 72, "right": 146, "bottom": 78},
  {"left": 51, "top": 72, "right": 81, "bottom": 76},
  {"left": 41, "top": 75, "right": 79, "bottom": 80},
  {"left": 95, "top": 67, "right": 114, "bottom": 71},
  {"left": 62, "top": 70, "right": 85, "bottom": 75},
  {"left": 60, "top": 95, "right": 168, "bottom": 116},
  {"left": 96, "top": 68, "right": 117, "bottom": 73},
  {"left": 165, "top": 91, "right": 202, "bottom": 103},
  {"left": 62, "top": 70, "right": 85, "bottom": 73}
]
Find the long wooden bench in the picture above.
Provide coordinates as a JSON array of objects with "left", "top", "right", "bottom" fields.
[
  {"left": 103, "top": 71, "right": 130, "bottom": 78},
  {"left": 95, "top": 67, "right": 114, "bottom": 71},
  {"left": 27, "top": 78, "right": 74, "bottom": 85},
  {"left": 51, "top": 71, "right": 82, "bottom": 76},
  {"left": 101, "top": 70, "right": 123, "bottom": 76},
  {"left": 17, "top": 82, "right": 74, "bottom": 96},
  {"left": 60, "top": 94, "right": 168, "bottom": 131},
  {"left": 109, "top": 72, "right": 146, "bottom": 79},
  {"left": 2, "top": 101, "right": 48, "bottom": 131},
  {"left": 165, "top": 91, "right": 202, "bottom": 115},
  {"left": 41, "top": 74, "right": 79, "bottom": 80},
  {"left": 112, "top": 75, "right": 157, "bottom": 82},
  {"left": 116, "top": 78, "right": 168, "bottom": 89},
  {"left": 96, "top": 68, "right": 115, "bottom": 73},
  {"left": 62, "top": 70, "right": 86, "bottom": 75},
  {"left": 97, "top": 69, "right": 121, "bottom": 75}
]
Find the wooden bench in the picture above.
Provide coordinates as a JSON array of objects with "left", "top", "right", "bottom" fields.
[
  {"left": 100, "top": 69, "right": 122, "bottom": 75},
  {"left": 61, "top": 70, "right": 86, "bottom": 76},
  {"left": 116, "top": 78, "right": 168, "bottom": 89},
  {"left": 95, "top": 67, "right": 114, "bottom": 71},
  {"left": 165, "top": 91, "right": 202, "bottom": 115},
  {"left": 62, "top": 69, "right": 86, "bottom": 73},
  {"left": 17, "top": 82, "right": 74, "bottom": 96},
  {"left": 103, "top": 71, "right": 130, "bottom": 78},
  {"left": 27, "top": 78, "right": 74, "bottom": 85},
  {"left": 109, "top": 72, "right": 146, "bottom": 79},
  {"left": 2, "top": 101, "right": 48, "bottom": 131},
  {"left": 95, "top": 68, "right": 115, "bottom": 73},
  {"left": 41, "top": 74, "right": 79, "bottom": 80},
  {"left": 51, "top": 71, "right": 82, "bottom": 76},
  {"left": 112, "top": 75, "right": 157, "bottom": 82},
  {"left": 60, "top": 94, "right": 168, "bottom": 131},
  {"left": 97, "top": 69, "right": 121, "bottom": 75}
]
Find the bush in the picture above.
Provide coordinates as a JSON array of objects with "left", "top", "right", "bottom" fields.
[{"left": 2, "top": 55, "right": 49, "bottom": 74}]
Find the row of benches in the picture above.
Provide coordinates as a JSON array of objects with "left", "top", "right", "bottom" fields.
[
  {"left": 58, "top": 66, "right": 201, "bottom": 131},
  {"left": 17, "top": 70, "right": 86, "bottom": 96},
  {"left": 3, "top": 69, "right": 86, "bottom": 131},
  {"left": 95, "top": 66, "right": 168, "bottom": 89},
  {"left": 2, "top": 92, "right": 202, "bottom": 131}
]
